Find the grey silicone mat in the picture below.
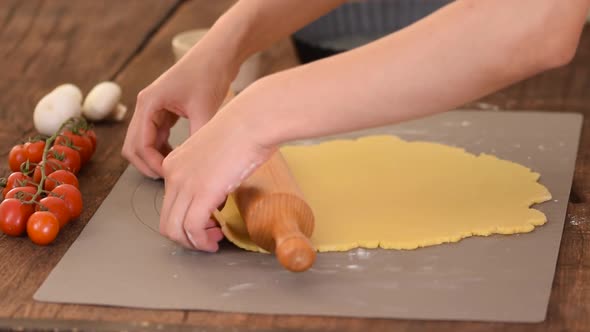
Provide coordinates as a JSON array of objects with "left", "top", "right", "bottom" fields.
[{"left": 35, "top": 111, "right": 582, "bottom": 322}]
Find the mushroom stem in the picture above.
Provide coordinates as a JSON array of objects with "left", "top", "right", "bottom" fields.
[
  {"left": 108, "top": 103, "right": 128, "bottom": 121},
  {"left": 82, "top": 81, "right": 127, "bottom": 122}
]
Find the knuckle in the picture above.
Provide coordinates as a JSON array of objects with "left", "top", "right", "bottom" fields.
[
  {"left": 136, "top": 89, "right": 149, "bottom": 104},
  {"left": 162, "top": 157, "right": 175, "bottom": 176},
  {"left": 161, "top": 227, "right": 181, "bottom": 243},
  {"left": 168, "top": 174, "right": 184, "bottom": 187},
  {"left": 158, "top": 222, "right": 169, "bottom": 237},
  {"left": 169, "top": 234, "right": 183, "bottom": 244},
  {"left": 159, "top": 228, "right": 170, "bottom": 240},
  {"left": 121, "top": 145, "right": 131, "bottom": 159}
]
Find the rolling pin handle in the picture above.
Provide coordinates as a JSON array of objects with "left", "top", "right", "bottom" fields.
[{"left": 273, "top": 219, "right": 317, "bottom": 272}]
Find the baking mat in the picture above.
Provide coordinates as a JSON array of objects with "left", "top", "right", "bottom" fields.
[{"left": 35, "top": 111, "right": 582, "bottom": 322}]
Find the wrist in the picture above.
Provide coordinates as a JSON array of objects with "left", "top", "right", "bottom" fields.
[
  {"left": 214, "top": 77, "right": 285, "bottom": 152},
  {"left": 202, "top": 10, "right": 256, "bottom": 73}
]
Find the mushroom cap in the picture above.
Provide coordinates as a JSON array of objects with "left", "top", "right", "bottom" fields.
[
  {"left": 34, "top": 91, "right": 82, "bottom": 136},
  {"left": 53, "top": 83, "right": 83, "bottom": 105},
  {"left": 82, "top": 81, "right": 122, "bottom": 121}
]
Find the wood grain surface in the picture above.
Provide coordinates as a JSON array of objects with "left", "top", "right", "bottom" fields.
[{"left": 0, "top": 0, "right": 589, "bottom": 331}]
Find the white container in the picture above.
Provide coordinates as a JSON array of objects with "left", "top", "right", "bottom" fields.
[{"left": 172, "top": 29, "right": 262, "bottom": 92}]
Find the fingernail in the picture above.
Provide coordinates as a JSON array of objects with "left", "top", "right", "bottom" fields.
[{"left": 185, "top": 230, "right": 198, "bottom": 248}]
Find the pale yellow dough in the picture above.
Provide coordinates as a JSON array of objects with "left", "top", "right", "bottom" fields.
[{"left": 218, "top": 135, "right": 552, "bottom": 252}]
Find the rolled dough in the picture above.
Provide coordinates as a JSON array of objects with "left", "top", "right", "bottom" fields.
[{"left": 218, "top": 135, "right": 552, "bottom": 252}]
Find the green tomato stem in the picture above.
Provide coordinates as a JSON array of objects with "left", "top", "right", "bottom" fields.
[{"left": 28, "top": 117, "right": 78, "bottom": 203}]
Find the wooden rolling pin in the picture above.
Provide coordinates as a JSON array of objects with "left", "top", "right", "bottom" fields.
[
  {"left": 218, "top": 90, "right": 316, "bottom": 272},
  {"left": 234, "top": 152, "right": 316, "bottom": 272}
]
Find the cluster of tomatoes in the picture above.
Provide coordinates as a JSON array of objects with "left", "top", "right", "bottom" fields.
[{"left": 0, "top": 119, "right": 97, "bottom": 245}]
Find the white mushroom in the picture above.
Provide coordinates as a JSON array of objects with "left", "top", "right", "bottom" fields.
[
  {"left": 82, "top": 81, "right": 127, "bottom": 122},
  {"left": 33, "top": 84, "right": 83, "bottom": 136},
  {"left": 52, "top": 83, "right": 83, "bottom": 105}
]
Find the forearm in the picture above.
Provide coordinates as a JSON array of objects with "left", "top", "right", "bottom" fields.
[
  {"left": 202, "top": 0, "right": 346, "bottom": 65},
  {"left": 229, "top": 0, "right": 589, "bottom": 146}
]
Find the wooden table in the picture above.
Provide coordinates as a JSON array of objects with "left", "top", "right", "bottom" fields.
[{"left": 0, "top": 1, "right": 588, "bottom": 331}]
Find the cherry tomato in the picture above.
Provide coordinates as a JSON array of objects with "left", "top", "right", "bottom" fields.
[
  {"left": 27, "top": 211, "right": 59, "bottom": 245},
  {"left": 44, "top": 170, "right": 79, "bottom": 192},
  {"left": 2, "top": 172, "right": 34, "bottom": 197},
  {"left": 5, "top": 186, "right": 38, "bottom": 202},
  {"left": 24, "top": 140, "right": 46, "bottom": 164},
  {"left": 51, "top": 184, "right": 82, "bottom": 219},
  {"left": 33, "top": 159, "right": 66, "bottom": 183},
  {"left": 8, "top": 144, "right": 28, "bottom": 172},
  {"left": 49, "top": 145, "right": 81, "bottom": 174},
  {"left": 79, "top": 128, "right": 97, "bottom": 154},
  {"left": 56, "top": 130, "right": 93, "bottom": 165},
  {"left": 37, "top": 196, "right": 70, "bottom": 228},
  {"left": 0, "top": 199, "right": 35, "bottom": 237}
]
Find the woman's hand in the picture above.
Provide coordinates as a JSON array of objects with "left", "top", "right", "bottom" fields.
[
  {"left": 158, "top": 108, "right": 275, "bottom": 251},
  {"left": 122, "top": 39, "right": 239, "bottom": 179}
]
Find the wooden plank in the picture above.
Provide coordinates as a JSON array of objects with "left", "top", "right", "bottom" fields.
[
  {"left": 0, "top": 0, "right": 181, "bottom": 322},
  {"left": 2, "top": 0, "right": 237, "bottom": 326}
]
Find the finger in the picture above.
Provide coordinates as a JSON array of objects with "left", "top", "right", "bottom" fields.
[
  {"left": 204, "top": 218, "right": 225, "bottom": 246},
  {"left": 142, "top": 148, "right": 165, "bottom": 178},
  {"left": 140, "top": 127, "right": 165, "bottom": 178},
  {"left": 159, "top": 183, "right": 176, "bottom": 235},
  {"left": 204, "top": 218, "right": 218, "bottom": 229},
  {"left": 205, "top": 227, "right": 224, "bottom": 243},
  {"left": 122, "top": 118, "right": 159, "bottom": 179},
  {"left": 122, "top": 104, "right": 141, "bottom": 148},
  {"left": 126, "top": 151, "right": 160, "bottom": 179},
  {"left": 168, "top": 191, "right": 195, "bottom": 249},
  {"left": 183, "top": 199, "right": 219, "bottom": 252},
  {"left": 156, "top": 123, "right": 174, "bottom": 157},
  {"left": 159, "top": 186, "right": 193, "bottom": 248},
  {"left": 143, "top": 118, "right": 172, "bottom": 171},
  {"left": 141, "top": 110, "right": 180, "bottom": 176},
  {"left": 135, "top": 105, "right": 167, "bottom": 177}
]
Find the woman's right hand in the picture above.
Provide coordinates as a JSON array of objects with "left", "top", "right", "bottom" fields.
[{"left": 122, "top": 37, "right": 240, "bottom": 178}]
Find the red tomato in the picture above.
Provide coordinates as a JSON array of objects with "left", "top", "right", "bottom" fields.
[
  {"left": 8, "top": 145, "right": 28, "bottom": 172},
  {"left": 24, "top": 140, "right": 46, "bottom": 164},
  {"left": 79, "top": 128, "right": 97, "bottom": 154},
  {"left": 56, "top": 130, "right": 93, "bottom": 165},
  {"left": 0, "top": 198, "right": 35, "bottom": 237},
  {"left": 27, "top": 211, "right": 59, "bottom": 245},
  {"left": 5, "top": 186, "right": 38, "bottom": 202},
  {"left": 44, "top": 170, "right": 79, "bottom": 192},
  {"left": 49, "top": 145, "right": 81, "bottom": 174},
  {"left": 33, "top": 159, "right": 66, "bottom": 183},
  {"left": 2, "top": 172, "right": 34, "bottom": 197},
  {"left": 37, "top": 196, "right": 70, "bottom": 228},
  {"left": 51, "top": 184, "right": 82, "bottom": 219}
]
